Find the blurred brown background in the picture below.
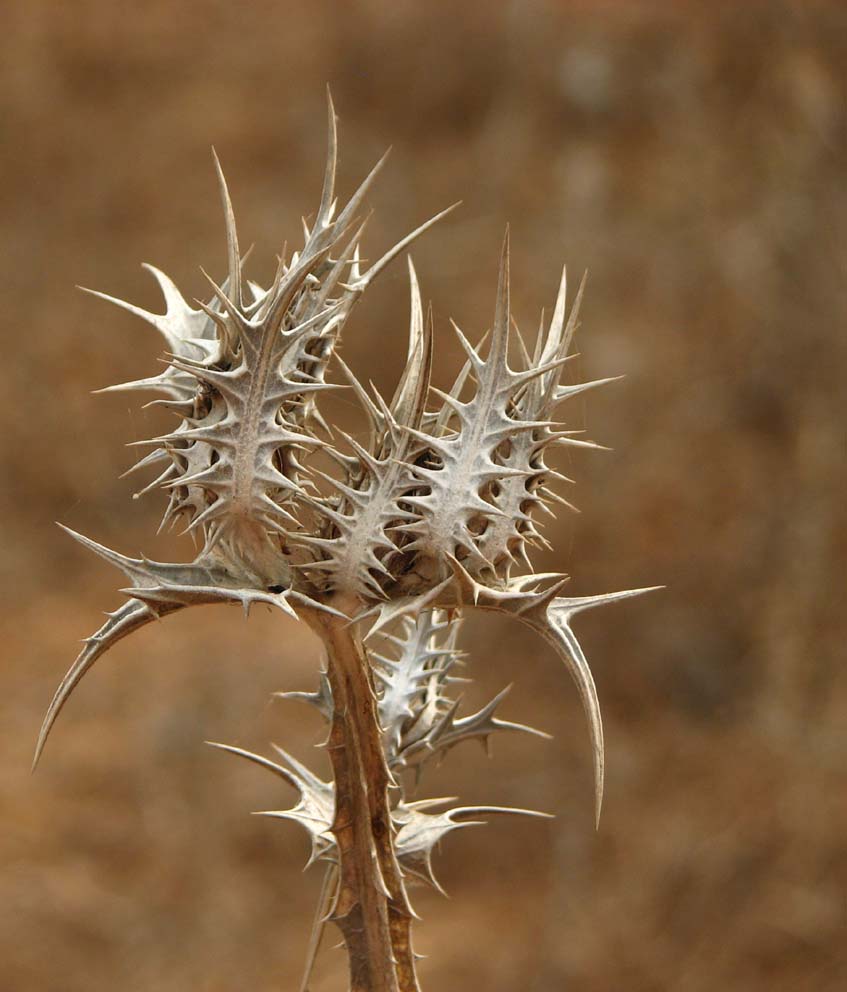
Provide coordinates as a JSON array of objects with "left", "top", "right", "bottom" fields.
[{"left": 2, "top": 1, "right": 845, "bottom": 990}]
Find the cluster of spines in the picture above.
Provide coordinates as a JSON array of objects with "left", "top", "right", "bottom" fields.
[
  {"left": 68, "top": 90, "right": 606, "bottom": 605},
  {"left": 80, "top": 136, "right": 607, "bottom": 606},
  {"left": 87, "top": 100, "right": 455, "bottom": 588},
  {"left": 295, "top": 260, "right": 433, "bottom": 601},
  {"left": 38, "top": 94, "right": 661, "bottom": 828},
  {"left": 371, "top": 609, "right": 548, "bottom": 774},
  {"left": 214, "top": 608, "right": 550, "bottom": 893}
]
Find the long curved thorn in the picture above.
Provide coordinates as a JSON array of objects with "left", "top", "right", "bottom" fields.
[
  {"left": 57, "top": 523, "right": 143, "bottom": 577},
  {"left": 206, "top": 741, "right": 301, "bottom": 792},
  {"left": 553, "top": 586, "right": 664, "bottom": 619},
  {"left": 33, "top": 598, "right": 178, "bottom": 770},
  {"left": 269, "top": 743, "right": 332, "bottom": 791},
  {"left": 356, "top": 201, "right": 462, "bottom": 290},
  {"left": 78, "top": 286, "right": 168, "bottom": 336},
  {"left": 448, "top": 805, "right": 554, "bottom": 823},
  {"left": 521, "top": 610, "right": 605, "bottom": 828},
  {"left": 561, "top": 270, "right": 588, "bottom": 357},
  {"left": 389, "top": 256, "right": 424, "bottom": 414},
  {"left": 537, "top": 585, "right": 662, "bottom": 827},
  {"left": 211, "top": 147, "right": 242, "bottom": 308},
  {"left": 552, "top": 374, "right": 625, "bottom": 405},
  {"left": 389, "top": 258, "right": 432, "bottom": 430},
  {"left": 490, "top": 226, "right": 511, "bottom": 368},
  {"left": 334, "top": 147, "right": 392, "bottom": 234},
  {"left": 317, "top": 87, "right": 338, "bottom": 228}
]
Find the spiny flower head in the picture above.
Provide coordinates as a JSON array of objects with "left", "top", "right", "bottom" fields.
[{"left": 37, "top": 95, "right": 657, "bottom": 829}]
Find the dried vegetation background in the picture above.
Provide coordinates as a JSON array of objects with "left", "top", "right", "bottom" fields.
[{"left": 2, "top": 2, "right": 846, "bottom": 990}]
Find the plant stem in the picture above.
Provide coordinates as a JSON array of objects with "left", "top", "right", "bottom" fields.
[{"left": 305, "top": 600, "right": 419, "bottom": 992}]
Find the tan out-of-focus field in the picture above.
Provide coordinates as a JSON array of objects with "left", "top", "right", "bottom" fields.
[{"left": 2, "top": 2, "right": 845, "bottom": 990}]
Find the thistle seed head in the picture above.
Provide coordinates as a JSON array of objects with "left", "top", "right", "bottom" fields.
[{"left": 38, "top": 95, "right": 658, "bottom": 829}]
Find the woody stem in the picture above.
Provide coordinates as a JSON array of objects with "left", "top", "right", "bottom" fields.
[{"left": 305, "top": 599, "right": 419, "bottom": 992}]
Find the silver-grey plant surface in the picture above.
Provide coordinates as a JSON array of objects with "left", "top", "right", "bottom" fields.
[{"left": 36, "top": 95, "right": 657, "bottom": 992}]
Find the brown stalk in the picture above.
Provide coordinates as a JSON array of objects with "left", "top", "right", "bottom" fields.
[{"left": 304, "top": 597, "right": 419, "bottom": 992}]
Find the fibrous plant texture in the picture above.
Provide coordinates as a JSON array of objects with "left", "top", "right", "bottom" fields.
[{"left": 37, "top": 96, "right": 656, "bottom": 992}]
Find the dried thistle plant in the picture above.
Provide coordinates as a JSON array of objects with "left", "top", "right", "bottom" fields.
[{"left": 36, "top": 95, "right": 656, "bottom": 992}]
